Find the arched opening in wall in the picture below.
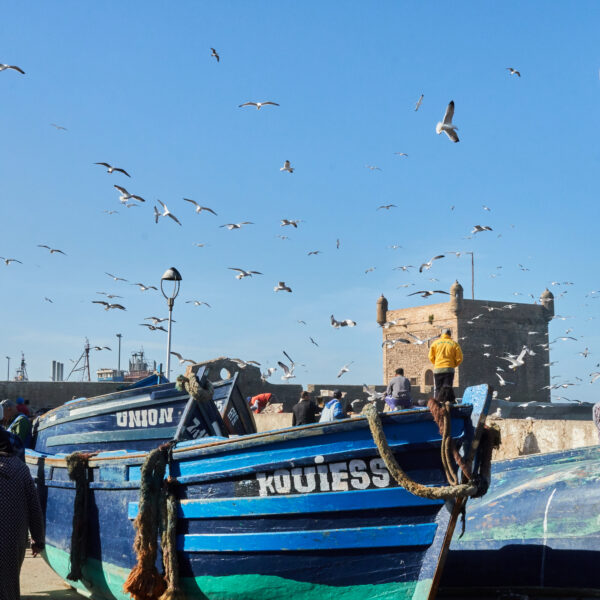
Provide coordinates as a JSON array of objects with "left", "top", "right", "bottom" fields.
[
  {"left": 220, "top": 367, "right": 232, "bottom": 380},
  {"left": 424, "top": 370, "right": 434, "bottom": 386}
]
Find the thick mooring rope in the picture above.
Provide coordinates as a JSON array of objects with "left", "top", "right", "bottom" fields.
[
  {"left": 123, "top": 443, "right": 171, "bottom": 600},
  {"left": 65, "top": 451, "right": 97, "bottom": 581},
  {"left": 175, "top": 369, "right": 213, "bottom": 403},
  {"left": 158, "top": 476, "right": 185, "bottom": 600},
  {"left": 361, "top": 403, "right": 480, "bottom": 500}
]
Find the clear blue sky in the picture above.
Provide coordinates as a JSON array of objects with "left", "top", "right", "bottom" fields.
[{"left": 1, "top": 2, "right": 599, "bottom": 403}]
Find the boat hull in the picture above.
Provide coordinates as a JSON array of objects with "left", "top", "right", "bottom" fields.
[
  {"left": 442, "top": 445, "right": 600, "bottom": 590},
  {"left": 29, "top": 385, "right": 492, "bottom": 600}
]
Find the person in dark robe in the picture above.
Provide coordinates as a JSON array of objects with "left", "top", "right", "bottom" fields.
[
  {"left": 292, "top": 391, "right": 319, "bottom": 426},
  {"left": 0, "top": 428, "right": 45, "bottom": 600}
]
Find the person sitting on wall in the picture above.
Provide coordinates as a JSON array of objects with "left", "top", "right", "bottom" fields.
[
  {"left": 247, "top": 392, "right": 273, "bottom": 414},
  {"left": 385, "top": 368, "right": 413, "bottom": 410},
  {"left": 428, "top": 328, "right": 463, "bottom": 394},
  {"left": 319, "top": 390, "right": 346, "bottom": 422},
  {"left": 0, "top": 399, "right": 32, "bottom": 446},
  {"left": 292, "top": 391, "right": 319, "bottom": 426}
]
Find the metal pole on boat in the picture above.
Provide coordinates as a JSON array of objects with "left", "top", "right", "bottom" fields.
[
  {"left": 116, "top": 333, "right": 122, "bottom": 373},
  {"left": 5, "top": 356, "right": 9, "bottom": 381},
  {"left": 160, "top": 267, "right": 182, "bottom": 381}
]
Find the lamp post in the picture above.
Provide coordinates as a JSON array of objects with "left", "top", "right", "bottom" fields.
[
  {"left": 160, "top": 267, "right": 182, "bottom": 380},
  {"left": 5, "top": 356, "right": 9, "bottom": 381}
]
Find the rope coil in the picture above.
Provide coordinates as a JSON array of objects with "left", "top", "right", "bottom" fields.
[{"left": 361, "top": 403, "right": 481, "bottom": 500}]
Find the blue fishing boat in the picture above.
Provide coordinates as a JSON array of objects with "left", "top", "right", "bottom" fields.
[
  {"left": 442, "top": 444, "right": 600, "bottom": 593},
  {"left": 26, "top": 367, "right": 492, "bottom": 600}
]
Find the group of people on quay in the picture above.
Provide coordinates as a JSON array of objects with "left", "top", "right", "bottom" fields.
[{"left": 249, "top": 329, "right": 464, "bottom": 425}]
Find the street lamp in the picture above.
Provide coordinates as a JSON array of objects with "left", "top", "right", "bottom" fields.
[{"left": 160, "top": 267, "right": 182, "bottom": 380}]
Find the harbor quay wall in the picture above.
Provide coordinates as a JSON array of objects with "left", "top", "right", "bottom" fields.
[
  {"left": 0, "top": 381, "right": 123, "bottom": 412},
  {"left": 254, "top": 413, "right": 598, "bottom": 461}
]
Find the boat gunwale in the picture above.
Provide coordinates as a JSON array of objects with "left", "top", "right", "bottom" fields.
[{"left": 26, "top": 405, "right": 473, "bottom": 467}]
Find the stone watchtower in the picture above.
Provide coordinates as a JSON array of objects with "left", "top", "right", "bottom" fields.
[{"left": 379, "top": 282, "right": 554, "bottom": 403}]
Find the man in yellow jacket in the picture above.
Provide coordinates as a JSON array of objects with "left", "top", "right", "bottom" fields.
[{"left": 428, "top": 328, "right": 463, "bottom": 393}]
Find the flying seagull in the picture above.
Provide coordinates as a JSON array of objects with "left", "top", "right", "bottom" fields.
[
  {"left": 95, "top": 162, "right": 130, "bottom": 177},
  {"left": 382, "top": 337, "right": 411, "bottom": 349},
  {"left": 472, "top": 225, "right": 493, "bottom": 234},
  {"left": 185, "top": 300, "right": 211, "bottom": 307},
  {"left": 365, "top": 165, "right": 382, "bottom": 171},
  {"left": 280, "top": 160, "right": 294, "bottom": 173},
  {"left": 309, "top": 336, "right": 319, "bottom": 347},
  {"left": 274, "top": 281, "right": 292, "bottom": 293},
  {"left": 155, "top": 200, "right": 182, "bottom": 225},
  {"left": 105, "top": 272, "right": 128, "bottom": 282},
  {"left": 261, "top": 367, "right": 277, "bottom": 382},
  {"left": 44, "top": 297, "right": 53, "bottom": 303},
  {"left": 220, "top": 222, "right": 253, "bottom": 230},
  {"left": 436, "top": 100, "right": 459, "bottom": 143},
  {"left": 408, "top": 290, "right": 450, "bottom": 298},
  {"left": 37, "top": 245, "right": 66, "bottom": 255},
  {"left": 377, "top": 204, "right": 397, "bottom": 210},
  {"left": 228, "top": 267, "right": 262, "bottom": 280},
  {"left": 183, "top": 199, "right": 217, "bottom": 215},
  {"left": 50, "top": 123, "right": 67, "bottom": 131},
  {"left": 0, "top": 257, "right": 22, "bottom": 265},
  {"left": 394, "top": 152, "right": 408, "bottom": 157},
  {"left": 210, "top": 48, "right": 220, "bottom": 62},
  {"left": 170, "top": 351, "right": 196, "bottom": 365},
  {"left": 114, "top": 185, "right": 145, "bottom": 203},
  {"left": 0, "top": 64, "right": 25, "bottom": 74},
  {"left": 92, "top": 301, "right": 126, "bottom": 311},
  {"left": 337, "top": 361, "right": 354, "bottom": 378},
  {"left": 499, "top": 346, "right": 528, "bottom": 370},
  {"left": 277, "top": 361, "right": 295, "bottom": 380},
  {"left": 331, "top": 314, "right": 357, "bottom": 328},
  {"left": 506, "top": 67, "right": 521, "bottom": 77},
  {"left": 419, "top": 255, "right": 445, "bottom": 272},
  {"left": 238, "top": 101, "right": 279, "bottom": 110},
  {"left": 132, "top": 282, "right": 158, "bottom": 291},
  {"left": 308, "top": 250, "right": 322, "bottom": 256},
  {"left": 407, "top": 332, "right": 438, "bottom": 345},
  {"left": 145, "top": 316, "right": 171, "bottom": 325},
  {"left": 415, "top": 94, "right": 424, "bottom": 111},
  {"left": 281, "top": 219, "right": 301, "bottom": 228},
  {"left": 140, "top": 323, "right": 167, "bottom": 332}
]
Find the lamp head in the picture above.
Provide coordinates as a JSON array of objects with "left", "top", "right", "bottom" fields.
[{"left": 160, "top": 267, "right": 182, "bottom": 300}]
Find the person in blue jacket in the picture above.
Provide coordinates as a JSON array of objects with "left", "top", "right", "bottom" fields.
[{"left": 319, "top": 390, "right": 346, "bottom": 422}]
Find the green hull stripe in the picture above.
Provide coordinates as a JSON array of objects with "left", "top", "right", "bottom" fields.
[{"left": 43, "top": 544, "right": 433, "bottom": 600}]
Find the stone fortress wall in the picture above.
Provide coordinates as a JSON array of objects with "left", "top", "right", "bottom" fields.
[{"left": 377, "top": 281, "right": 555, "bottom": 404}]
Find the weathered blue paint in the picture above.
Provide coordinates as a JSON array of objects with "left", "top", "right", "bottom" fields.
[
  {"left": 443, "top": 444, "right": 600, "bottom": 590},
  {"left": 129, "top": 487, "right": 444, "bottom": 520},
  {"left": 28, "top": 382, "right": 492, "bottom": 600},
  {"left": 180, "top": 523, "right": 437, "bottom": 552}
]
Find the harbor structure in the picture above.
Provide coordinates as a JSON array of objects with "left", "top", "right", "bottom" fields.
[{"left": 378, "top": 282, "right": 554, "bottom": 403}]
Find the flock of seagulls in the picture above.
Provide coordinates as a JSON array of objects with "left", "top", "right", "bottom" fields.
[{"left": 2, "top": 43, "right": 596, "bottom": 397}]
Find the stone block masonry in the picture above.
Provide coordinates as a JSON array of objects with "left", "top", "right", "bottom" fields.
[{"left": 379, "top": 281, "right": 554, "bottom": 404}]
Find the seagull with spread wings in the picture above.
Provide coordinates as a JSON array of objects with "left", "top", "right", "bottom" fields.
[
  {"left": 415, "top": 94, "right": 424, "bottom": 111},
  {"left": 92, "top": 301, "right": 126, "bottom": 311},
  {"left": 419, "top": 255, "right": 444, "bottom": 272},
  {"left": 140, "top": 323, "right": 167, "bottom": 332},
  {"left": 281, "top": 219, "right": 301, "bottom": 228},
  {"left": 274, "top": 282, "right": 292, "bottom": 293},
  {"left": 407, "top": 332, "right": 439, "bottom": 345},
  {"left": 105, "top": 272, "right": 128, "bottom": 282},
  {"left": 408, "top": 290, "right": 450, "bottom": 298},
  {"left": 95, "top": 162, "right": 130, "bottom": 177},
  {"left": 436, "top": 100, "right": 459, "bottom": 142},
  {"left": 37, "top": 245, "right": 66, "bottom": 255},
  {"left": 183, "top": 199, "right": 217, "bottom": 215},
  {"left": 472, "top": 225, "right": 493, "bottom": 234},
  {"left": 210, "top": 48, "right": 220, "bottom": 62},
  {"left": 114, "top": 185, "right": 145, "bottom": 203},
  {"left": 280, "top": 160, "right": 294, "bottom": 173},
  {"left": 186, "top": 300, "right": 211, "bottom": 307},
  {"left": 220, "top": 222, "right": 253, "bottom": 230},
  {"left": 506, "top": 67, "right": 521, "bottom": 77},
  {"left": 337, "top": 361, "right": 354, "bottom": 378},
  {"left": 132, "top": 282, "right": 158, "bottom": 292},
  {"left": 228, "top": 267, "right": 262, "bottom": 280},
  {"left": 155, "top": 200, "right": 182, "bottom": 225},
  {"left": 238, "top": 101, "right": 279, "bottom": 110},
  {"left": 0, "top": 64, "right": 25, "bottom": 74},
  {"left": 377, "top": 204, "right": 397, "bottom": 210},
  {"left": 331, "top": 314, "right": 357, "bottom": 328},
  {"left": 170, "top": 351, "right": 196, "bottom": 365},
  {"left": 0, "top": 257, "right": 22, "bottom": 265}
]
